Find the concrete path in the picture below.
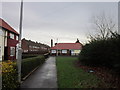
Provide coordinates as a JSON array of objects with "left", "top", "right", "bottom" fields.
[{"left": 21, "top": 57, "right": 57, "bottom": 88}]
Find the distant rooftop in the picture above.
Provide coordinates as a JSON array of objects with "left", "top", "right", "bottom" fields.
[
  {"left": 22, "top": 38, "right": 50, "bottom": 47},
  {"left": 50, "top": 43, "right": 82, "bottom": 50}
]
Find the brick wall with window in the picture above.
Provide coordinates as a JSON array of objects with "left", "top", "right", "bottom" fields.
[
  {"left": 22, "top": 38, "right": 50, "bottom": 54},
  {"left": 5, "top": 32, "right": 19, "bottom": 60}
]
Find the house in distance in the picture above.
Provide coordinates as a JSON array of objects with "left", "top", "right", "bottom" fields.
[
  {"left": 50, "top": 39, "right": 83, "bottom": 56},
  {"left": 22, "top": 38, "right": 50, "bottom": 54}
]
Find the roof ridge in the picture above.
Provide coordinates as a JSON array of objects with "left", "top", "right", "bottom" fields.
[
  {"left": 0, "top": 18, "right": 19, "bottom": 35},
  {"left": 50, "top": 42, "right": 82, "bottom": 50}
]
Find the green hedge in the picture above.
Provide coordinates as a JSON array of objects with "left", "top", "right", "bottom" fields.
[
  {"left": 22, "top": 54, "right": 39, "bottom": 59},
  {"left": 21, "top": 55, "right": 45, "bottom": 78},
  {"left": 79, "top": 34, "right": 120, "bottom": 73},
  {"left": 44, "top": 53, "right": 49, "bottom": 59}
]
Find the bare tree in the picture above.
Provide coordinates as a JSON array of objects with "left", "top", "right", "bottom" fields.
[{"left": 90, "top": 13, "right": 116, "bottom": 41}]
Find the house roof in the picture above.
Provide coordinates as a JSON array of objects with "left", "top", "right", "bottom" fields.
[
  {"left": 22, "top": 38, "right": 50, "bottom": 48},
  {"left": 50, "top": 43, "right": 82, "bottom": 50},
  {"left": 0, "top": 18, "right": 19, "bottom": 35}
]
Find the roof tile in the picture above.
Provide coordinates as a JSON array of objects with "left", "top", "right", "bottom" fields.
[{"left": 50, "top": 43, "right": 82, "bottom": 50}]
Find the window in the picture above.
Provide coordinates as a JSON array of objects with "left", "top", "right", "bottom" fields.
[
  {"left": 16, "top": 35, "right": 18, "bottom": 40},
  {"left": 71, "top": 50, "right": 81, "bottom": 56},
  {"left": 29, "top": 46, "right": 32, "bottom": 49},
  {"left": 0, "top": 30, "right": 3, "bottom": 36},
  {"left": 51, "top": 50, "right": 56, "bottom": 53},
  {"left": 10, "top": 33, "right": 14, "bottom": 39},
  {"left": 74, "top": 50, "right": 81, "bottom": 53},
  {"left": 71, "top": 50, "right": 74, "bottom": 53},
  {"left": 10, "top": 47, "right": 15, "bottom": 56},
  {"left": 23, "top": 50, "right": 28, "bottom": 53},
  {"left": 62, "top": 50, "right": 67, "bottom": 53}
]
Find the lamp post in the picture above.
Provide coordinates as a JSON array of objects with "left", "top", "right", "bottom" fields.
[
  {"left": 118, "top": 1, "right": 120, "bottom": 34},
  {"left": 56, "top": 38, "right": 58, "bottom": 56},
  {"left": 17, "top": 0, "right": 23, "bottom": 83}
]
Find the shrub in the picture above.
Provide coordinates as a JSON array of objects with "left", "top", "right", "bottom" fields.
[
  {"left": 44, "top": 53, "right": 49, "bottom": 59},
  {"left": 22, "top": 54, "right": 38, "bottom": 59},
  {"left": 79, "top": 34, "right": 120, "bottom": 73},
  {"left": 1, "top": 60, "right": 19, "bottom": 88},
  {"left": 21, "top": 55, "right": 45, "bottom": 78}
]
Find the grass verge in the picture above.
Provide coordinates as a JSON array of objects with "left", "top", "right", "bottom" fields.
[{"left": 56, "top": 56, "right": 105, "bottom": 88}]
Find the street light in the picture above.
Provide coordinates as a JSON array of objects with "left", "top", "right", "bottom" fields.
[{"left": 17, "top": 0, "right": 23, "bottom": 83}]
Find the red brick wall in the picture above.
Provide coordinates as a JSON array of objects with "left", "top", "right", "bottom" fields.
[
  {"left": 21, "top": 39, "right": 29, "bottom": 53},
  {"left": 7, "top": 32, "right": 19, "bottom": 60},
  {"left": 21, "top": 39, "right": 50, "bottom": 54}
]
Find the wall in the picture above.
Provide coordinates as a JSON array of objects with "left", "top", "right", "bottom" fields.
[
  {"left": 0, "top": 28, "right": 4, "bottom": 61},
  {"left": 22, "top": 39, "right": 29, "bottom": 53},
  {"left": 7, "top": 32, "right": 19, "bottom": 60},
  {"left": 22, "top": 39, "right": 50, "bottom": 54}
]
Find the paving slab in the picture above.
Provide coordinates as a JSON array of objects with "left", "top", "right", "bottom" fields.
[{"left": 21, "top": 57, "right": 57, "bottom": 88}]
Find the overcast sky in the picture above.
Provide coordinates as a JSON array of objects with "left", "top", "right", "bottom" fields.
[{"left": 1, "top": 1, "right": 118, "bottom": 46}]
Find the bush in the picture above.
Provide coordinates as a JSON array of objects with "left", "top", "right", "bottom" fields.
[
  {"left": 44, "top": 53, "right": 49, "bottom": 59},
  {"left": 22, "top": 54, "right": 39, "bottom": 59},
  {"left": 21, "top": 55, "right": 45, "bottom": 78},
  {"left": 1, "top": 60, "right": 19, "bottom": 88},
  {"left": 79, "top": 34, "right": 120, "bottom": 73}
]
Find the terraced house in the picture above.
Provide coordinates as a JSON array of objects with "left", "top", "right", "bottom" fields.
[
  {"left": 50, "top": 39, "right": 83, "bottom": 56},
  {"left": 0, "top": 18, "right": 19, "bottom": 61},
  {"left": 22, "top": 38, "right": 50, "bottom": 54}
]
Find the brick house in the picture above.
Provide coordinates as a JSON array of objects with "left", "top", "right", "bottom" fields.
[
  {"left": 22, "top": 38, "right": 50, "bottom": 54},
  {"left": 50, "top": 39, "right": 82, "bottom": 56},
  {"left": 0, "top": 18, "right": 19, "bottom": 61}
]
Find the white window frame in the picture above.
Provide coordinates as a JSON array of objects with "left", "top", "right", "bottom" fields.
[
  {"left": 10, "top": 47, "right": 15, "bottom": 56},
  {"left": 10, "top": 33, "right": 14, "bottom": 39},
  {"left": 51, "top": 50, "right": 56, "bottom": 53},
  {"left": 71, "top": 50, "right": 74, "bottom": 53},
  {"left": 16, "top": 35, "right": 18, "bottom": 40},
  {"left": 62, "top": 50, "right": 67, "bottom": 53},
  {"left": 23, "top": 50, "right": 28, "bottom": 53}
]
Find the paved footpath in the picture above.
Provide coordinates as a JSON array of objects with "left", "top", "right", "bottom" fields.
[{"left": 21, "top": 57, "right": 57, "bottom": 88}]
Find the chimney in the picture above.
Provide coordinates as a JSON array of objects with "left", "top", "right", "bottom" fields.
[
  {"left": 51, "top": 39, "right": 53, "bottom": 47},
  {"left": 75, "top": 38, "right": 80, "bottom": 43}
]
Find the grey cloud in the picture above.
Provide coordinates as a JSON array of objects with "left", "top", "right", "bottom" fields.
[{"left": 2, "top": 2, "right": 118, "bottom": 45}]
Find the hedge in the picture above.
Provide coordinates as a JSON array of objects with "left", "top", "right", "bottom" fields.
[
  {"left": 1, "top": 55, "right": 47, "bottom": 88},
  {"left": 22, "top": 53, "right": 50, "bottom": 59},
  {"left": 1, "top": 61, "right": 19, "bottom": 88},
  {"left": 79, "top": 34, "right": 120, "bottom": 74},
  {"left": 21, "top": 55, "right": 45, "bottom": 78},
  {"left": 22, "top": 54, "right": 39, "bottom": 59},
  {"left": 44, "top": 53, "right": 49, "bottom": 59}
]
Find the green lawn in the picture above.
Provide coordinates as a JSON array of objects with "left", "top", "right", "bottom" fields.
[{"left": 56, "top": 56, "right": 105, "bottom": 88}]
